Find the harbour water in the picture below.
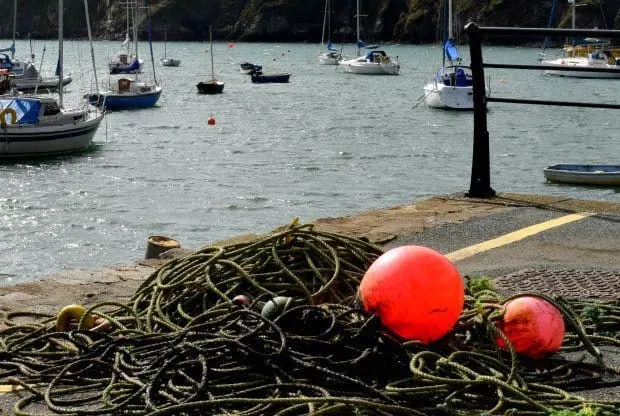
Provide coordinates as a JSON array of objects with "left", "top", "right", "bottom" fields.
[{"left": 1, "top": 39, "right": 618, "bottom": 284}]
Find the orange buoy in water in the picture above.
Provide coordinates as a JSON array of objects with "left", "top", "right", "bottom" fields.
[
  {"left": 208, "top": 116, "right": 216, "bottom": 125},
  {"left": 495, "top": 296, "right": 565, "bottom": 359},
  {"left": 359, "top": 245, "right": 464, "bottom": 344}
]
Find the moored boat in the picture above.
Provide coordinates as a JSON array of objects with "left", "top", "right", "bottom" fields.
[
  {"left": 0, "top": 96, "right": 103, "bottom": 158},
  {"left": 543, "top": 164, "right": 620, "bottom": 186},
  {"left": 197, "top": 26, "right": 224, "bottom": 94},
  {"left": 0, "top": 0, "right": 103, "bottom": 159}
]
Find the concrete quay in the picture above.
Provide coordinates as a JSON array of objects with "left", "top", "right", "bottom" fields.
[{"left": 0, "top": 192, "right": 618, "bottom": 318}]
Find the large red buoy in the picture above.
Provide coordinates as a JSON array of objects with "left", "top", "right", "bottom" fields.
[
  {"left": 495, "top": 296, "right": 565, "bottom": 359},
  {"left": 359, "top": 245, "right": 464, "bottom": 344},
  {"left": 207, "top": 116, "right": 216, "bottom": 125}
]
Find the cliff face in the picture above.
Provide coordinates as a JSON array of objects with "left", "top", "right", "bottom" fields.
[{"left": 1, "top": 0, "right": 619, "bottom": 43}]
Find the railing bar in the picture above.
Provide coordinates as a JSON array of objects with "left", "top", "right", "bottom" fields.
[
  {"left": 483, "top": 63, "right": 620, "bottom": 73},
  {"left": 476, "top": 26, "right": 620, "bottom": 38},
  {"left": 486, "top": 97, "right": 620, "bottom": 109}
]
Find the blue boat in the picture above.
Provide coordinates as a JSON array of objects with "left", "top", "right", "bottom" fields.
[{"left": 88, "top": 78, "right": 162, "bottom": 110}]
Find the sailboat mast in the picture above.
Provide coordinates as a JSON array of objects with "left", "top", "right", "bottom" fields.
[
  {"left": 58, "top": 0, "right": 64, "bottom": 107},
  {"left": 83, "top": 0, "right": 98, "bottom": 92},
  {"left": 144, "top": 0, "right": 157, "bottom": 85},
  {"left": 448, "top": 0, "right": 453, "bottom": 40},
  {"left": 126, "top": 0, "right": 131, "bottom": 54},
  {"left": 356, "top": 0, "right": 361, "bottom": 56},
  {"left": 132, "top": 1, "right": 139, "bottom": 62},
  {"left": 164, "top": 27, "right": 167, "bottom": 59},
  {"left": 12, "top": 0, "right": 17, "bottom": 59},
  {"left": 210, "top": 27, "right": 215, "bottom": 82},
  {"left": 321, "top": 0, "right": 327, "bottom": 47}
]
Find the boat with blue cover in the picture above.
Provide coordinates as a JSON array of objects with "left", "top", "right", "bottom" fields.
[
  {"left": 422, "top": 0, "right": 489, "bottom": 109},
  {"left": 0, "top": 0, "right": 103, "bottom": 158}
]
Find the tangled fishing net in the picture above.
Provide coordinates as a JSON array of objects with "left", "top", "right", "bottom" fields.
[{"left": 0, "top": 221, "right": 618, "bottom": 415}]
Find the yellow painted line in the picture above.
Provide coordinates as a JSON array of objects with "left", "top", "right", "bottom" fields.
[{"left": 446, "top": 212, "right": 595, "bottom": 263}]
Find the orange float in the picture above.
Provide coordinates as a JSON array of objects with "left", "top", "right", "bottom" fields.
[
  {"left": 495, "top": 296, "right": 565, "bottom": 359},
  {"left": 359, "top": 245, "right": 464, "bottom": 344}
]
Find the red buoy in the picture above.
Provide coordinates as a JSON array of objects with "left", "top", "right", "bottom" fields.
[
  {"left": 496, "top": 296, "right": 565, "bottom": 359},
  {"left": 207, "top": 116, "right": 216, "bottom": 125},
  {"left": 359, "top": 245, "right": 464, "bottom": 344}
]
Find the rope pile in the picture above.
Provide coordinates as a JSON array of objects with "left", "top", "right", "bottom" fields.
[{"left": 0, "top": 221, "right": 618, "bottom": 415}]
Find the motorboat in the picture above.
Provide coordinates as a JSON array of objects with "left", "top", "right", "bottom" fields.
[
  {"left": 544, "top": 164, "right": 620, "bottom": 186},
  {"left": 244, "top": 64, "right": 290, "bottom": 83},
  {"left": 240, "top": 62, "right": 260, "bottom": 74}
]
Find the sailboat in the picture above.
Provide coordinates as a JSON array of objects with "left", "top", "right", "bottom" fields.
[
  {"left": 318, "top": 0, "right": 342, "bottom": 65},
  {"left": 339, "top": 0, "right": 399, "bottom": 75},
  {"left": 108, "top": 0, "right": 143, "bottom": 74},
  {"left": 0, "top": 0, "right": 104, "bottom": 158},
  {"left": 0, "top": 0, "right": 72, "bottom": 93},
  {"left": 160, "top": 26, "right": 181, "bottom": 67},
  {"left": 197, "top": 26, "right": 224, "bottom": 94},
  {"left": 89, "top": 0, "right": 162, "bottom": 109},
  {"left": 422, "top": 0, "right": 487, "bottom": 110},
  {"left": 0, "top": 0, "right": 27, "bottom": 76},
  {"left": 538, "top": 0, "right": 620, "bottom": 78}
]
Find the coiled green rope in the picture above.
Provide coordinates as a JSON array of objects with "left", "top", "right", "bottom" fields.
[{"left": 0, "top": 222, "right": 617, "bottom": 415}]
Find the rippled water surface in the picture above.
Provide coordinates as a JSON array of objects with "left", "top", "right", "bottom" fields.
[{"left": 1, "top": 39, "right": 618, "bottom": 283}]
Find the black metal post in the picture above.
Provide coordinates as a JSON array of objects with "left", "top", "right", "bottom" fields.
[{"left": 465, "top": 22, "right": 495, "bottom": 198}]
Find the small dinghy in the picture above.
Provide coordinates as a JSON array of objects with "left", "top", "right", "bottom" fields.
[{"left": 543, "top": 164, "right": 620, "bottom": 186}]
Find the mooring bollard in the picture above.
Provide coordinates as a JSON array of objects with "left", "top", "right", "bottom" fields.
[{"left": 145, "top": 235, "right": 181, "bottom": 259}]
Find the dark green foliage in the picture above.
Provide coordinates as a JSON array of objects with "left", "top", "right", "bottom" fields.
[{"left": 0, "top": 0, "right": 618, "bottom": 42}]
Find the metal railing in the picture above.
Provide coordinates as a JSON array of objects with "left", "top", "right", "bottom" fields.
[{"left": 465, "top": 23, "right": 620, "bottom": 198}]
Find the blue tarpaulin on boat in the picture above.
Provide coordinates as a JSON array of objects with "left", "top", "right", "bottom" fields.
[
  {"left": 0, "top": 98, "right": 41, "bottom": 124},
  {"left": 327, "top": 41, "right": 338, "bottom": 51},
  {"left": 445, "top": 40, "right": 460, "bottom": 61}
]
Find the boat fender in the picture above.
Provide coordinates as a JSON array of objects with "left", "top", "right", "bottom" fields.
[
  {"left": 55, "top": 304, "right": 98, "bottom": 331},
  {"left": 0, "top": 108, "right": 17, "bottom": 127}
]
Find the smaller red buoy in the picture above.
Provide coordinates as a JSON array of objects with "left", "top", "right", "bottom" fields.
[
  {"left": 495, "top": 296, "right": 565, "bottom": 359},
  {"left": 207, "top": 116, "right": 216, "bottom": 125},
  {"left": 228, "top": 42, "right": 234, "bottom": 48}
]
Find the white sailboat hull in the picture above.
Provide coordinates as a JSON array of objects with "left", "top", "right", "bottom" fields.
[
  {"left": 423, "top": 80, "right": 475, "bottom": 110},
  {"left": 340, "top": 58, "right": 400, "bottom": 75},
  {"left": 541, "top": 57, "right": 620, "bottom": 78},
  {"left": 318, "top": 53, "right": 341, "bottom": 65},
  {"left": 0, "top": 110, "right": 103, "bottom": 157}
]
